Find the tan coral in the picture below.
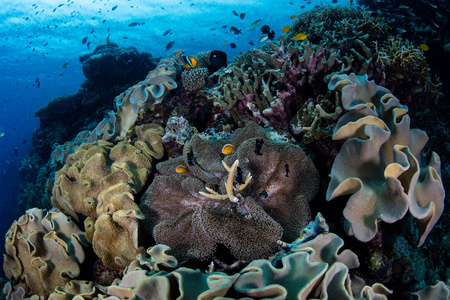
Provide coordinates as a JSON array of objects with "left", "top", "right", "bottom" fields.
[
  {"left": 327, "top": 74, "right": 445, "bottom": 246},
  {"left": 51, "top": 140, "right": 155, "bottom": 270},
  {"left": 3, "top": 208, "right": 88, "bottom": 297}
]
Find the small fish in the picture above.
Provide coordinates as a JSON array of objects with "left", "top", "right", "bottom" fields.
[
  {"left": 14, "top": 147, "right": 18, "bottom": 156},
  {"left": 128, "top": 22, "right": 140, "bottom": 27},
  {"left": 285, "top": 164, "right": 289, "bottom": 177},
  {"left": 260, "top": 190, "right": 268, "bottom": 198},
  {"left": 312, "top": 19, "right": 324, "bottom": 27},
  {"left": 87, "top": 41, "right": 91, "bottom": 50},
  {"left": 293, "top": 33, "right": 308, "bottom": 40},
  {"left": 58, "top": 3, "right": 63, "bottom": 7},
  {"left": 260, "top": 25, "right": 271, "bottom": 34},
  {"left": 62, "top": 63, "right": 69, "bottom": 68},
  {"left": 102, "top": 19, "right": 106, "bottom": 23},
  {"left": 259, "top": 35, "right": 268, "bottom": 42},
  {"left": 90, "top": 29, "right": 95, "bottom": 33},
  {"left": 290, "top": 14, "right": 297, "bottom": 19},
  {"left": 232, "top": 10, "right": 239, "bottom": 16},
  {"left": 249, "top": 41, "right": 254, "bottom": 45},
  {"left": 222, "top": 144, "right": 233, "bottom": 155},
  {"left": 223, "top": 40, "right": 226, "bottom": 47},
  {"left": 230, "top": 43, "right": 236, "bottom": 48},
  {"left": 53, "top": 8, "right": 57, "bottom": 12},
  {"left": 37, "top": 81, "right": 40, "bottom": 88},
  {"left": 181, "top": 55, "right": 197, "bottom": 68},
  {"left": 35, "top": 77, "right": 39, "bottom": 82},
  {"left": 111, "top": 5, "right": 118, "bottom": 11},
  {"left": 176, "top": 165, "right": 190, "bottom": 173},
  {"left": 411, "top": 86, "right": 424, "bottom": 93},
  {"left": 239, "top": 13, "right": 245, "bottom": 19},
  {"left": 187, "top": 151, "right": 194, "bottom": 166},
  {"left": 348, "top": 0, "right": 353, "bottom": 3},
  {"left": 23, "top": 140, "right": 27, "bottom": 144},
  {"left": 163, "top": 29, "right": 172, "bottom": 36},
  {"left": 81, "top": 36, "right": 88, "bottom": 44},
  {"left": 393, "top": 73, "right": 404, "bottom": 79},
  {"left": 221, "top": 25, "right": 227, "bottom": 28},
  {"left": 255, "top": 139, "right": 264, "bottom": 155},
  {"left": 248, "top": 19, "right": 262, "bottom": 31},
  {"left": 230, "top": 26, "right": 242, "bottom": 34},
  {"left": 0, "top": 132, "right": 4, "bottom": 138},
  {"left": 281, "top": 25, "right": 290, "bottom": 33},
  {"left": 418, "top": 43, "right": 429, "bottom": 51},
  {"left": 235, "top": 167, "right": 244, "bottom": 184},
  {"left": 165, "top": 41, "right": 175, "bottom": 51}
]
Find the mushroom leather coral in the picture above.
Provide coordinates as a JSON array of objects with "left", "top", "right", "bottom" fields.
[
  {"left": 326, "top": 73, "right": 445, "bottom": 246},
  {"left": 3, "top": 208, "right": 88, "bottom": 297},
  {"left": 140, "top": 121, "right": 320, "bottom": 262},
  {"left": 51, "top": 140, "right": 155, "bottom": 270}
]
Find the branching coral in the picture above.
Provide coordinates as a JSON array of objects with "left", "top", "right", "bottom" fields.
[
  {"left": 326, "top": 73, "right": 445, "bottom": 246},
  {"left": 3, "top": 208, "right": 89, "bottom": 297},
  {"left": 140, "top": 121, "right": 319, "bottom": 263}
]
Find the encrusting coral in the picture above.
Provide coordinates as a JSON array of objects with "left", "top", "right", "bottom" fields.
[
  {"left": 2, "top": 208, "right": 89, "bottom": 297},
  {"left": 181, "top": 67, "right": 209, "bottom": 91},
  {"left": 140, "top": 121, "right": 320, "bottom": 263},
  {"left": 326, "top": 73, "right": 445, "bottom": 246}
]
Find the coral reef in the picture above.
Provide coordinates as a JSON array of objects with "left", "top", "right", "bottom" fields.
[
  {"left": 88, "top": 52, "right": 180, "bottom": 143},
  {"left": 2, "top": 208, "right": 88, "bottom": 297},
  {"left": 326, "top": 73, "right": 445, "bottom": 246},
  {"left": 51, "top": 124, "right": 163, "bottom": 270},
  {"left": 140, "top": 121, "right": 320, "bottom": 263},
  {"left": 181, "top": 67, "right": 209, "bottom": 91}
]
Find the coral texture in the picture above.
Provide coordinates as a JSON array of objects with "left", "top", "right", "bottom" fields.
[
  {"left": 3, "top": 208, "right": 88, "bottom": 297},
  {"left": 326, "top": 74, "right": 445, "bottom": 246},
  {"left": 50, "top": 137, "right": 160, "bottom": 270},
  {"left": 59, "top": 232, "right": 391, "bottom": 300},
  {"left": 181, "top": 67, "right": 209, "bottom": 91},
  {"left": 140, "top": 121, "right": 320, "bottom": 262}
]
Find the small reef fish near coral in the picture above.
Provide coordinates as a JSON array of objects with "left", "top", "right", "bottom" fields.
[{"left": 1, "top": 1, "right": 449, "bottom": 300}]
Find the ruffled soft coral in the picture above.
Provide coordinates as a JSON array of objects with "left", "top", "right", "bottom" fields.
[{"left": 326, "top": 74, "right": 445, "bottom": 246}]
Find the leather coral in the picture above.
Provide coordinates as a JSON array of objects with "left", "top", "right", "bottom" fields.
[{"left": 326, "top": 73, "right": 445, "bottom": 246}]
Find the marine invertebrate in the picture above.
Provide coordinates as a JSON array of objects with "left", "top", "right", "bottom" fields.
[
  {"left": 3, "top": 208, "right": 88, "bottom": 297},
  {"left": 140, "top": 121, "right": 319, "bottom": 262},
  {"left": 89, "top": 52, "right": 181, "bottom": 143},
  {"left": 326, "top": 73, "right": 445, "bottom": 246},
  {"left": 50, "top": 136, "right": 160, "bottom": 270},
  {"left": 181, "top": 67, "right": 209, "bottom": 91}
]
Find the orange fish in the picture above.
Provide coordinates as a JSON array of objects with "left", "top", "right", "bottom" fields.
[
  {"left": 181, "top": 55, "right": 198, "bottom": 68},
  {"left": 222, "top": 144, "right": 234, "bottom": 155},
  {"left": 418, "top": 43, "right": 430, "bottom": 51},
  {"left": 176, "top": 165, "right": 190, "bottom": 173},
  {"left": 293, "top": 33, "right": 308, "bottom": 40},
  {"left": 290, "top": 14, "right": 297, "bottom": 19},
  {"left": 281, "top": 25, "right": 290, "bottom": 33}
]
